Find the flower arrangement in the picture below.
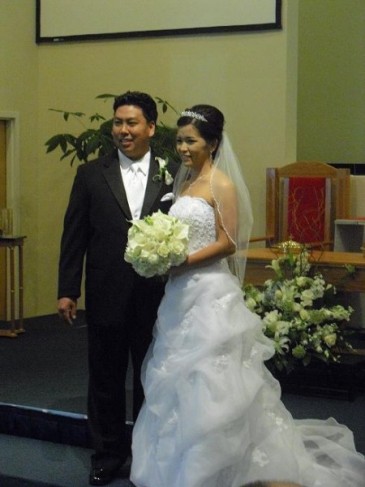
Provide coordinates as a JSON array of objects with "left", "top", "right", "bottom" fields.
[
  {"left": 243, "top": 249, "right": 353, "bottom": 373},
  {"left": 124, "top": 211, "right": 189, "bottom": 277},
  {"left": 153, "top": 157, "right": 174, "bottom": 186}
]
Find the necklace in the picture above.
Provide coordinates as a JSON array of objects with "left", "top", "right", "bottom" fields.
[
  {"left": 187, "top": 175, "right": 204, "bottom": 189},
  {"left": 186, "top": 172, "right": 211, "bottom": 193}
]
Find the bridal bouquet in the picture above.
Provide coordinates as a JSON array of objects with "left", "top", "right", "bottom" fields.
[
  {"left": 243, "top": 249, "right": 353, "bottom": 372},
  {"left": 124, "top": 210, "right": 189, "bottom": 277}
]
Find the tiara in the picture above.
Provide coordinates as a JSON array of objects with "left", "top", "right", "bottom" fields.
[{"left": 180, "top": 110, "right": 208, "bottom": 122}]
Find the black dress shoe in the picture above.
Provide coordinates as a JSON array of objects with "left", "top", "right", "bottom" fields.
[{"left": 89, "top": 466, "right": 118, "bottom": 486}]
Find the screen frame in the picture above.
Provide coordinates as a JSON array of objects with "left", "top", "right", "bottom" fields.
[{"left": 36, "top": 0, "right": 282, "bottom": 44}]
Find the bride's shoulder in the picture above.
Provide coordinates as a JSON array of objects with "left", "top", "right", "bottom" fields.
[{"left": 211, "top": 168, "right": 235, "bottom": 191}]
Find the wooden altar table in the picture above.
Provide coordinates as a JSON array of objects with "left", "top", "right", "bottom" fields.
[{"left": 245, "top": 248, "right": 365, "bottom": 294}]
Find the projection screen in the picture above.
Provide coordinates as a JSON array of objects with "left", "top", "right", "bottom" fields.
[{"left": 36, "top": 0, "right": 282, "bottom": 43}]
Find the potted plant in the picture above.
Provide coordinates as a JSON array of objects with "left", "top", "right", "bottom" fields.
[{"left": 45, "top": 94, "right": 179, "bottom": 165}]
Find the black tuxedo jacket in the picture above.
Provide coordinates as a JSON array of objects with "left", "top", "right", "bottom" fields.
[{"left": 58, "top": 149, "right": 179, "bottom": 327}]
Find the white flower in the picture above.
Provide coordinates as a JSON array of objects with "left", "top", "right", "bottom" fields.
[
  {"left": 263, "top": 309, "right": 281, "bottom": 327},
  {"left": 295, "top": 276, "right": 307, "bottom": 287},
  {"left": 124, "top": 211, "right": 189, "bottom": 277},
  {"left": 268, "top": 259, "right": 281, "bottom": 274},
  {"left": 275, "top": 321, "right": 290, "bottom": 336},
  {"left": 300, "top": 289, "right": 314, "bottom": 307},
  {"left": 153, "top": 157, "right": 174, "bottom": 186},
  {"left": 273, "top": 335, "right": 290, "bottom": 355},
  {"left": 331, "top": 305, "right": 353, "bottom": 321},
  {"left": 243, "top": 248, "right": 353, "bottom": 372},
  {"left": 245, "top": 296, "right": 258, "bottom": 312},
  {"left": 160, "top": 192, "right": 174, "bottom": 202},
  {"left": 324, "top": 333, "right": 337, "bottom": 347}
]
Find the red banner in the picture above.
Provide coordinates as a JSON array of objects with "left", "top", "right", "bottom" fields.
[{"left": 287, "top": 177, "right": 326, "bottom": 243}]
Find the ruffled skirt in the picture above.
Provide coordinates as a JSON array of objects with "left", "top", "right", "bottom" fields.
[{"left": 131, "top": 262, "right": 365, "bottom": 487}]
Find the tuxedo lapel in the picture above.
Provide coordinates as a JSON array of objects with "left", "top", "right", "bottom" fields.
[
  {"left": 141, "top": 155, "right": 164, "bottom": 217},
  {"left": 102, "top": 152, "right": 132, "bottom": 219}
]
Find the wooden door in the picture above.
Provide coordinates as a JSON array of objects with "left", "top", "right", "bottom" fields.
[{"left": 0, "top": 121, "right": 7, "bottom": 319}]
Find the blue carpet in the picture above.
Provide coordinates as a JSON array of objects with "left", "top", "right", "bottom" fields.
[
  {"left": 0, "top": 476, "right": 55, "bottom": 487},
  {"left": 1, "top": 315, "right": 364, "bottom": 485},
  {"left": 0, "top": 434, "right": 133, "bottom": 487}
]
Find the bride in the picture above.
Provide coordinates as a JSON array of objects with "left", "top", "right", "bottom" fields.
[{"left": 130, "top": 105, "right": 365, "bottom": 487}]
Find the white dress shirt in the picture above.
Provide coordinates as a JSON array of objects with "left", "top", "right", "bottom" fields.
[{"left": 119, "top": 150, "right": 150, "bottom": 220}]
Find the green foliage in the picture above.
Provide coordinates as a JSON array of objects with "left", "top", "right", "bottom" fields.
[
  {"left": 45, "top": 94, "right": 179, "bottom": 165},
  {"left": 243, "top": 249, "right": 353, "bottom": 373}
]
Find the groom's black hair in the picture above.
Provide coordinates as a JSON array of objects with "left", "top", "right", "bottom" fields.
[{"left": 113, "top": 91, "right": 158, "bottom": 124}]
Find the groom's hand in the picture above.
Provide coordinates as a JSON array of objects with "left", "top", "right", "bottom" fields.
[{"left": 57, "top": 297, "right": 77, "bottom": 325}]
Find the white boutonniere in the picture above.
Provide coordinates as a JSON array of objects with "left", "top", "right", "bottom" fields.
[
  {"left": 160, "top": 192, "right": 174, "bottom": 202},
  {"left": 153, "top": 157, "right": 174, "bottom": 186}
]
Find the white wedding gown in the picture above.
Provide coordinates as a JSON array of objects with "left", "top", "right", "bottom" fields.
[{"left": 130, "top": 196, "right": 365, "bottom": 487}]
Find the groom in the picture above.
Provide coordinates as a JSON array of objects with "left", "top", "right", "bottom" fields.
[{"left": 57, "top": 91, "right": 179, "bottom": 485}]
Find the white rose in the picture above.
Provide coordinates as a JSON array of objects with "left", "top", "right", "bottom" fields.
[{"left": 324, "top": 333, "right": 337, "bottom": 347}]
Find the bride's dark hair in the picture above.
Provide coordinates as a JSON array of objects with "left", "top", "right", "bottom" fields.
[{"left": 177, "top": 105, "right": 225, "bottom": 156}]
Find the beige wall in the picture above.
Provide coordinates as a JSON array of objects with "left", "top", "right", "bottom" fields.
[
  {"left": 0, "top": 1, "right": 39, "bottom": 314},
  {"left": 1, "top": 0, "right": 298, "bottom": 317},
  {"left": 297, "top": 0, "right": 365, "bottom": 162}
]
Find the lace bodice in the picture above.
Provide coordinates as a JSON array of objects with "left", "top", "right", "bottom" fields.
[{"left": 169, "top": 196, "right": 216, "bottom": 253}]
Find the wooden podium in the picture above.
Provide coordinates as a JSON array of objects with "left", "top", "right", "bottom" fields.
[{"left": 0, "top": 236, "right": 26, "bottom": 338}]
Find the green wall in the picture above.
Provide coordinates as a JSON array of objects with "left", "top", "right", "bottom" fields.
[{"left": 297, "top": 0, "right": 365, "bottom": 163}]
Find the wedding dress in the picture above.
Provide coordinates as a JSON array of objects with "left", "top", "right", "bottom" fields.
[{"left": 130, "top": 196, "right": 365, "bottom": 487}]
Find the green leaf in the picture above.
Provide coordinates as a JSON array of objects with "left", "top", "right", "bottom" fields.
[
  {"left": 45, "top": 134, "right": 63, "bottom": 152},
  {"left": 99, "top": 119, "right": 113, "bottom": 134},
  {"left": 60, "top": 148, "right": 76, "bottom": 161},
  {"left": 95, "top": 93, "right": 117, "bottom": 100},
  {"left": 70, "top": 153, "right": 78, "bottom": 166},
  {"left": 344, "top": 264, "right": 356, "bottom": 276},
  {"left": 49, "top": 108, "right": 86, "bottom": 120},
  {"left": 78, "top": 129, "right": 97, "bottom": 142},
  {"left": 48, "top": 108, "right": 68, "bottom": 115},
  {"left": 90, "top": 113, "right": 107, "bottom": 123},
  {"left": 154, "top": 97, "right": 179, "bottom": 115},
  {"left": 71, "top": 111, "right": 86, "bottom": 118},
  {"left": 60, "top": 137, "right": 68, "bottom": 153},
  {"left": 98, "top": 134, "right": 114, "bottom": 154},
  {"left": 86, "top": 136, "right": 102, "bottom": 155},
  {"left": 64, "top": 134, "right": 77, "bottom": 145}
]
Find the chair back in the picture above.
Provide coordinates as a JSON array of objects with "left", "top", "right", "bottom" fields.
[{"left": 266, "top": 161, "right": 350, "bottom": 249}]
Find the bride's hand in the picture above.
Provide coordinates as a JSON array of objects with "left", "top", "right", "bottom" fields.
[{"left": 170, "top": 258, "right": 188, "bottom": 277}]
